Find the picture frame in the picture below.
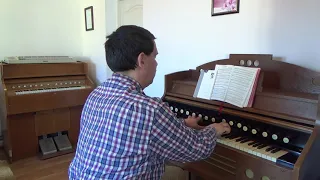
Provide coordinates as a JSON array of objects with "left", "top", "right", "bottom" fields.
[
  {"left": 211, "top": 0, "right": 240, "bottom": 16},
  {"left": 84, "top": 6, "right": 94, "bottom": 31}
]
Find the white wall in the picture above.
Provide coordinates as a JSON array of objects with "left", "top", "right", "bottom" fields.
[
  {"left": 142, "top": 0, "right": 320, "bottom": 97},
  {"left": 82, "top": 0, "right": 109, "bottom": 84},
  {"left": 0, "top": 0, "right": 112, "bottom": 84},
  {"left": 1, "top": 0, "right": 319, "bottom": 97},
  {"left": 0, "top": 0, "right": 85, "bottom": 138},
  {"left": 0, "top": 0, "right": 83, "bottom": 59},
  {"left": 82, "top": 0, "right": 119, "bottom": 84}
]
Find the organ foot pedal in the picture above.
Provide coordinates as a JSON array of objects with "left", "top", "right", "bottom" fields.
[
  {"left": 38, "top": 133, "right": 74, "bottom": 160},
  {"left": 39, "top": 136, "right": 57, "bottom": 155},
  {"left": 53, "top": 132, "right": 72, "bottom": 151}
]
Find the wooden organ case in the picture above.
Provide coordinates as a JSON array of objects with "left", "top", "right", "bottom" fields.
[
  {"left": 0, "top": 62, "right": 95, "bottom": 162},
  {"left": 163, "top": 54, "right": 320, "bottom": 180}
]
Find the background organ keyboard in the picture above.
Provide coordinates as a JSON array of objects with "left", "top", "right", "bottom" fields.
[{"left": 15, "top": 86, "right": 86, "bottom": 95}]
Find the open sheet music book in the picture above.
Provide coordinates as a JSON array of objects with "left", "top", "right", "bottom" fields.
[{"left": 193, "top": 64, "right": 261, "bottom": 108}]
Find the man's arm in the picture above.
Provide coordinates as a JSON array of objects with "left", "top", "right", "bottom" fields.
[{"left": 148, "top": 102, "right": 218, "bottom": 163}]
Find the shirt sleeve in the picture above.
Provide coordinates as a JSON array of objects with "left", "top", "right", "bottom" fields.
[{"left": 148, "top": 101, "right": 217, "bottom": 163}]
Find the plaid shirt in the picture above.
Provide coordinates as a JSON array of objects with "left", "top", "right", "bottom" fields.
[{"left": 68, "top": 73, "right": 217, "bottom": 179}]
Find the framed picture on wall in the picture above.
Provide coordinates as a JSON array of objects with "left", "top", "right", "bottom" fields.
[
  {"left": 212, "top": 0, "right": 240, "bottom": 16},
  {"left": 85, "top": 6, "right": 94, "bottom": 31}
]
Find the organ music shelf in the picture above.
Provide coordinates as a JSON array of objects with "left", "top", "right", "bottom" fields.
[{"left": 166, "top": 78, "right": 318, "bottom": 127}]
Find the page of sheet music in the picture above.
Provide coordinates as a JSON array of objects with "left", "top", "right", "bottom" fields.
[
  {"left": 210, "top": 65, "right": 233, "bottom": 101},
  {"left": 224, "top": 66, "right": 258, "bottom": 107},
  {"left": 194, "top": 70, "right": 216, "bottom": 100}
]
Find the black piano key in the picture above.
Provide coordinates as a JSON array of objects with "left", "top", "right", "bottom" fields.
[
  {"left": 224, "top": 134, "right": 233, "bottom": 138},
  {"left": 271, "top": 148, "right": 282, "bottom": 154},
  {"left": 248, "top": 141, "right": 256, "bottom": 146},
  {"left": 266, "top": 146, "right": 277, "bottom": 152},
  {"left": 252, "top": 142, "right": 262, "bottom": 147},
  {"left": 276, "top": 152, "right": 299, "bottom": 169},
  {"left": 236, "top": 137, "right": 247, "bottom": 142},
  {"left": 228, "top": 135, "right": 239, "bottom": 139},
  {"left": 257, "top": 144, "right": 268, "bottom": 149},
  {"left": 240, "top": 139, "right": 251, "bottom": 143}
]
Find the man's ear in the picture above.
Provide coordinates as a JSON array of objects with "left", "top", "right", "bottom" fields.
[{"left": 137, "top": 52, "right": 145, "bottom": 67}]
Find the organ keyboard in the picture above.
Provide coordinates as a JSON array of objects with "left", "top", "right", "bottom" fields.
[
  {"left": 15, "top": 86, "right": 86, "bottom": 95},
  {"left": 0, "top": 62, "right": 95, "bottom": 162},
  {"left": 163, "top": 54, "right": 320, "bottom": 180}
]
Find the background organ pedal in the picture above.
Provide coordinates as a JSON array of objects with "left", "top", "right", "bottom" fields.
[
  {"left": 39, "top": 136, "right": 57, "bottom": 155},
  {"left": 53, "top": 133, "right": 72, "bottom": 151}
]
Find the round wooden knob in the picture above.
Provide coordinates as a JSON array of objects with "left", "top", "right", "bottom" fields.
[
  {"left": 254, "top": 60, "right": 260, "bottom": 67},
  {"left": 245, "top": 169, "right": 254, "bottom": 179},
  {"left": 240, "top": 60, "right": 245, "bottom": 66}
]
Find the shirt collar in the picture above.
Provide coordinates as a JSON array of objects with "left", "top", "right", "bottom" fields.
[{"left": 111, "top": 72, "right": 145, "bottom": 94}]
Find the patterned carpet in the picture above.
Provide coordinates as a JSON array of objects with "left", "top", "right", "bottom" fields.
[{"left": 0, "top": 160, "right": 15, "bottom": 180}]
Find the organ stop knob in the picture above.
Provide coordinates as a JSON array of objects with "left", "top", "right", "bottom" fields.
[
  {"left": 243, "top": 126, "right": 248, "bottom": 132},
  {"left": 272, "top": 134, "right": 278, "bottom": 140},
  {"left": 283, "top": 137, "right": 290, "bottom": 144},
  {"left": 251, "top": 129, "right": 257, "bottom": 135},
  {"left": 262, "top": 132, "right": 268, "bottom": 137}
]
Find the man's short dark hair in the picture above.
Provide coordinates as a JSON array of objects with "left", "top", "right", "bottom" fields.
[{"left": 105, "top": 25, "right": 156, "bottom": 72}]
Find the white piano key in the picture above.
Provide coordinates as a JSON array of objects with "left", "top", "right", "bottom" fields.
[{"left": 217, "top": 136, "right": 288, "bottom": 164}]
